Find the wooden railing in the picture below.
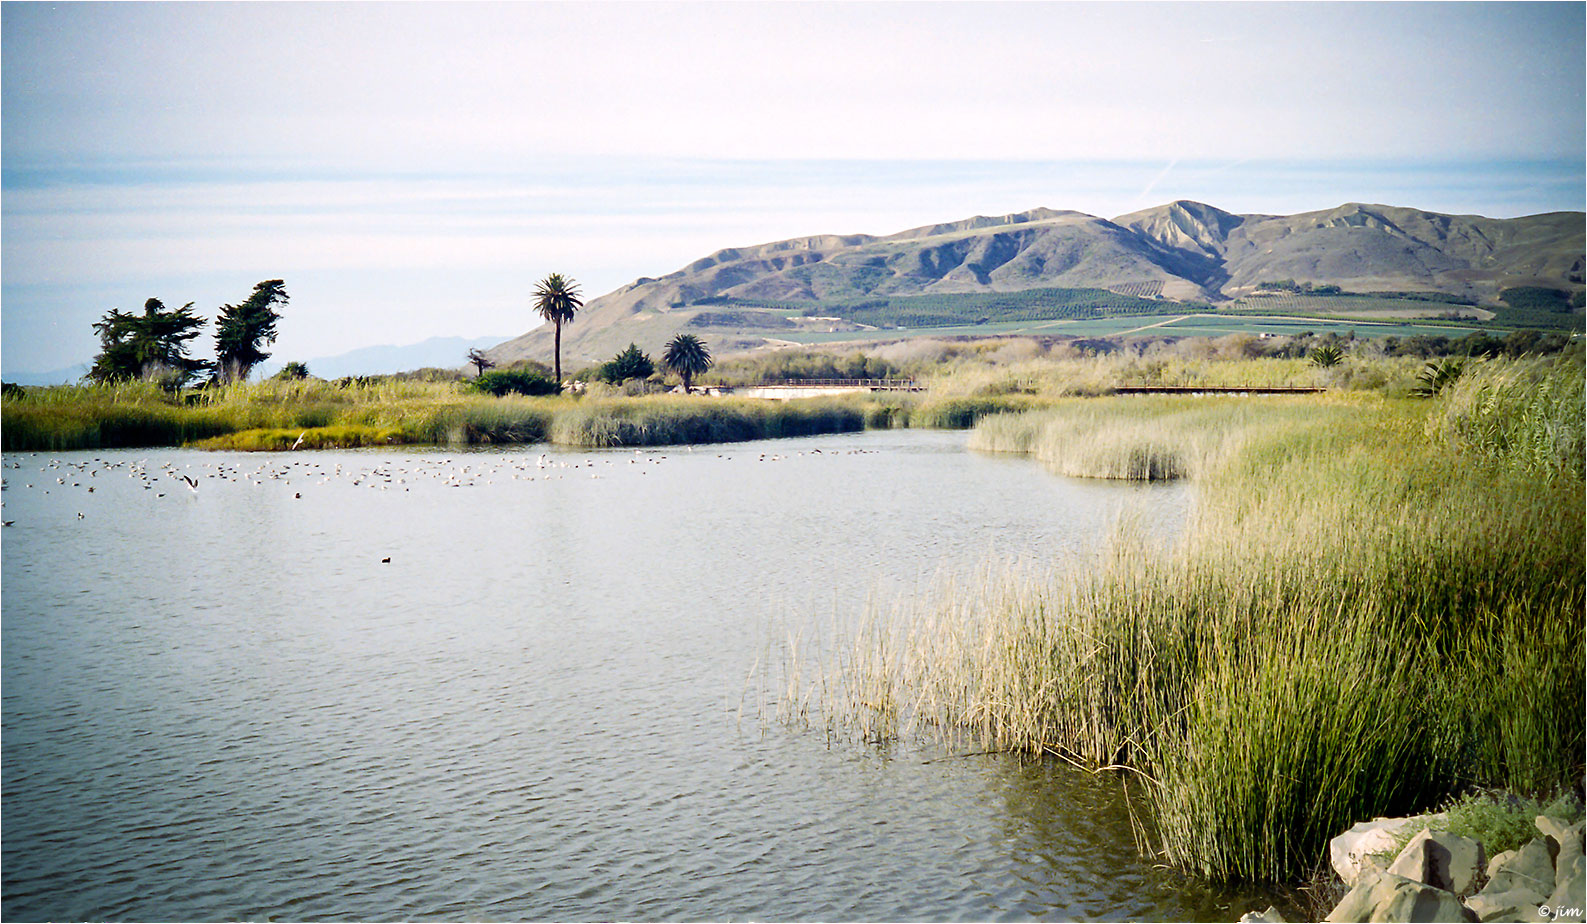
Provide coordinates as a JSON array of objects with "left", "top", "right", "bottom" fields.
[
  {"left": 735, "top": 378, "right": 923, "bottom": 391},
  {"left": 1111, "top": 385, "right": 1325, "bottom": 394}
]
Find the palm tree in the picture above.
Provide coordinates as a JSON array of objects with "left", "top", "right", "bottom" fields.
[
  {"left": 1412, "top": 357, "right": 1464, "bottom": 397},
  {"left": 1308, "top": 345, "right": 1343, "bottom": 368},
  {"left": 533, "top": 273, "right": 583, "bottom": 384},
  {"left": 662, "top": 333, "right": 713, "bottom": 393}
]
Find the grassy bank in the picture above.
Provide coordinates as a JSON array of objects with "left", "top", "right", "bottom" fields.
[
  {"left": 548, "top": 396, "right": 865, "bottom": 447},
  {"left": 789, "top": 355, "right": 1584, "bottom": 885},
  {"left": 0, "top": 379, "right": 558, "bottom": 451},
  {"left": 0, "top": 376, "right": 1051, "bottom": 451},
  {"left": 2, "top": 350, "right": 1569, "bottom": 452}
]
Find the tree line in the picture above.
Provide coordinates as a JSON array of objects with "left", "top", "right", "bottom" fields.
[
  {"left": 469, "top": 273, "right": 714, "bottom": 395},
  {"left": 84, "top": 271, "right": 719, "bottom": 393},
  {"left": 89, "top": 280, "right": 288, "bottom": 387}
]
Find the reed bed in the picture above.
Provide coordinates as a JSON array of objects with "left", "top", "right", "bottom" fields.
[
  {"left": 917, "top": 352, "right": 1423, "bottom": 399},
  {"left": 968, "top": 395, "right": 1340, "bottom": 481},
  {"left": 547, "top": 396, "right": 864, "bottom": 447},
  {"left": 784, "top": 365, "right": 1585, "bottom": 885},
  {"left": 1426, "top": 353, "right": 1585, "bottom": 478},
  {"left": 1, "top": 379, "right": 560, "bottom": 451},
  {"left": 196, "top": 425, "right": 412, "bottom": 451}
]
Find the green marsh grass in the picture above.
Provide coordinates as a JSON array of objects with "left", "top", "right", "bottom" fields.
[
  {"left": 4, "top": 378, "right": 865, "bottom": 451},
  {"left": 785, "top": 367, "right": 1585, "bottom": 885},
  {"left": 197, "top": 425, "right": 410, "bottom": 451},
  {"left": 548, "top": 396, "right": 864, "bottom": 447},
  {"left": 1428, "top": 354, "right": 1585, "bottom": 478}
]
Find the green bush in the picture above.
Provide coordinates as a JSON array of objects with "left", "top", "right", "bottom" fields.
[
  {"left": 470, "top": 369, "right": 561, "bottom": 397},
  {"left": 596, "top": 343, "right": 656, "bottom": 384}
]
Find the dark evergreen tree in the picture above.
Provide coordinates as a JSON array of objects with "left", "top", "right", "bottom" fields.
[
  {"left": 598, "top": 343, "right": 655, "bottom": 384},
  {"left": 88, "top": 298, "right": 210, "bottom": 386},
  {"left": 216, "top": 280, "right": 288, "bottom": 381}
]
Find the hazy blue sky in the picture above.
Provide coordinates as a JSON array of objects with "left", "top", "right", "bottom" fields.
[{"left": 3, "top": 1, "right": 1583, "bottom": 374}]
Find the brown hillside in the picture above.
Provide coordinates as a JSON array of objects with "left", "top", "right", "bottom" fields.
[{"left": 486, "top": 201, "right": 1584, "bottom": 369}]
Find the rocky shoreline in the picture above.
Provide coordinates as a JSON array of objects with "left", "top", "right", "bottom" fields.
[{"left": 1240, "top": 808, "right": 1586, "bottom": 923}]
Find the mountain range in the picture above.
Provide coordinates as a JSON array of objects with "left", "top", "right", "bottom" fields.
[
  {"left": 485, "top": 200, "right": 1584, "bottom": 368},
  {"left": 255, "top": 335, "right": 511, "bottom": 380}
]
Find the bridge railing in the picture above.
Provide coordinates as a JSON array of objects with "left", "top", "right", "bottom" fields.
[{"left": 742, "top": 378, "right": 922, "bottom": 390}]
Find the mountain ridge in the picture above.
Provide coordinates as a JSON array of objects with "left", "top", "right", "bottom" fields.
[{"left": 486, "top": 200, "right": 1585, "bottom": 368}]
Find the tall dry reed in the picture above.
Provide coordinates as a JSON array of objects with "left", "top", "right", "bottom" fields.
[{"left": 783, "top": 369, "right": 1584, "bottom": 884}]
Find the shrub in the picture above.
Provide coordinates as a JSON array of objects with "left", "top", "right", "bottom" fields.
[
  {"left": 470, "top": 368, "right": 561, "bottom": 397},
  {"left": 1379, "top": 791, "right": 1587, "bottom": 862},
  {"left": 596, "top": 343, "right": 655, "bottom": 384}
]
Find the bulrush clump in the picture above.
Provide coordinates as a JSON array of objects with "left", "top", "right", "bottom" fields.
[{"left": 779, "top": 358, "right": 1584, "bottom": 886}]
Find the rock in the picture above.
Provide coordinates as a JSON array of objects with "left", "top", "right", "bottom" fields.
[
  {"left": 1544, "top": 852, "right": 1586, "bottom": 923},
  {"left": 1540, "top": 819, "right": 1587, "bottom": 877},
  {"left": 1538, "top": 816, "right": 1575, "bottom": 847},
  {"left": 1325, "top": 872, "right": 1469, "bottom": 923},
  {"left": 1239, "top": 906, "right": 1287, "bottom": 923},
  {"left": 1486, "top": 838, "right": 1557, "bottom": 900},
  {"left": 1466, "top": 889, "right": 1548, "bottom": 922},
  {"left": 1388, "top": 828, "right": 1487, "bottom": 896},
  {"left": 1332, "top": 815, "right": 1448, "bottom": 887},
  {"left": 1487, "top": 850, "right": 1517, "bottom": 879}
]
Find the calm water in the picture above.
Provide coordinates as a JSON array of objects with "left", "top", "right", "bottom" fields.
[{"left": 3, "top": 429, "right": 1253, "bottom": 921}]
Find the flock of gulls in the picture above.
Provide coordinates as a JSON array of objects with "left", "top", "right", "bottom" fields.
[{"left": 0, "top": 446, "right": 880, "bottom": 532}]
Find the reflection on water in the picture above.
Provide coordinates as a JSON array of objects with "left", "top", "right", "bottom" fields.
[{"left": 3, "top": 429, "right": 1243, "bottom": 921}]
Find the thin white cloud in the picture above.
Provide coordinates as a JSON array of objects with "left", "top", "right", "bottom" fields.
[{"left": 1134, "top": 159, "right": 1181, "bottom": 209}]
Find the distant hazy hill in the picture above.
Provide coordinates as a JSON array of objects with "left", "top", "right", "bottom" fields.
[
  {"left": 4, "top": 361, "right": 92, "bottom": 386},
  {"left": 6, "top": 335, "right": 511, "bottom": 387},
  {"left": 259, "top": 335, "right": 512, "bottom": 379},
  {"left": 486, "top": 200, "right": 1583, "bottom": 368}
]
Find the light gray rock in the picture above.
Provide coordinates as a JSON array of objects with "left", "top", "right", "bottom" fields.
[
  {"left": 1486, "top": 838, "right": 1557, "bottom": 900},
  {"left": 1388, "top": 828, "right": 1487, "bottom": 896},
  {"left": 1324, "top": 872, "right": 1469, "bottom": 923},
  {"left": 1538, "top": 816, "right": 1575, "bottom": 847},
  {"left": 1466, "top": 888, "right": 1548, "bottom": 922},
  {"left": 1565, "top": 825, "right": 1587, "bottom": 887},
  {"left": 1238, "top": 905, "right": 1288, "bottom": 923},
  {"left": 1544, "top": 852, "right": 1586, "bottom": 923},
  {"left": 1331, "top": 815, "right": 1448, "bottom": 887},
  {"left": 1487, "top": 850, "right": 1518, "bottom": 878},
  {"left": 1541, "top": 819, "right": 1586, "bottom": 879}
]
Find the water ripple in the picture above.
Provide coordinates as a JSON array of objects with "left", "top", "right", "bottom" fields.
[{"left": 0, "top": 433, "right": 1236, "bottom": 921}]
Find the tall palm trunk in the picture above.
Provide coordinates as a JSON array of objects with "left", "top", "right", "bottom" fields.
[{"left": 553, "top": 321, "right": 562, "bottom": 384}]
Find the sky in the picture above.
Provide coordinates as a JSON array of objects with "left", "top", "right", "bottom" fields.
[{"left": 3, "top": 1, "right": 1583, "bottom": 377}]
